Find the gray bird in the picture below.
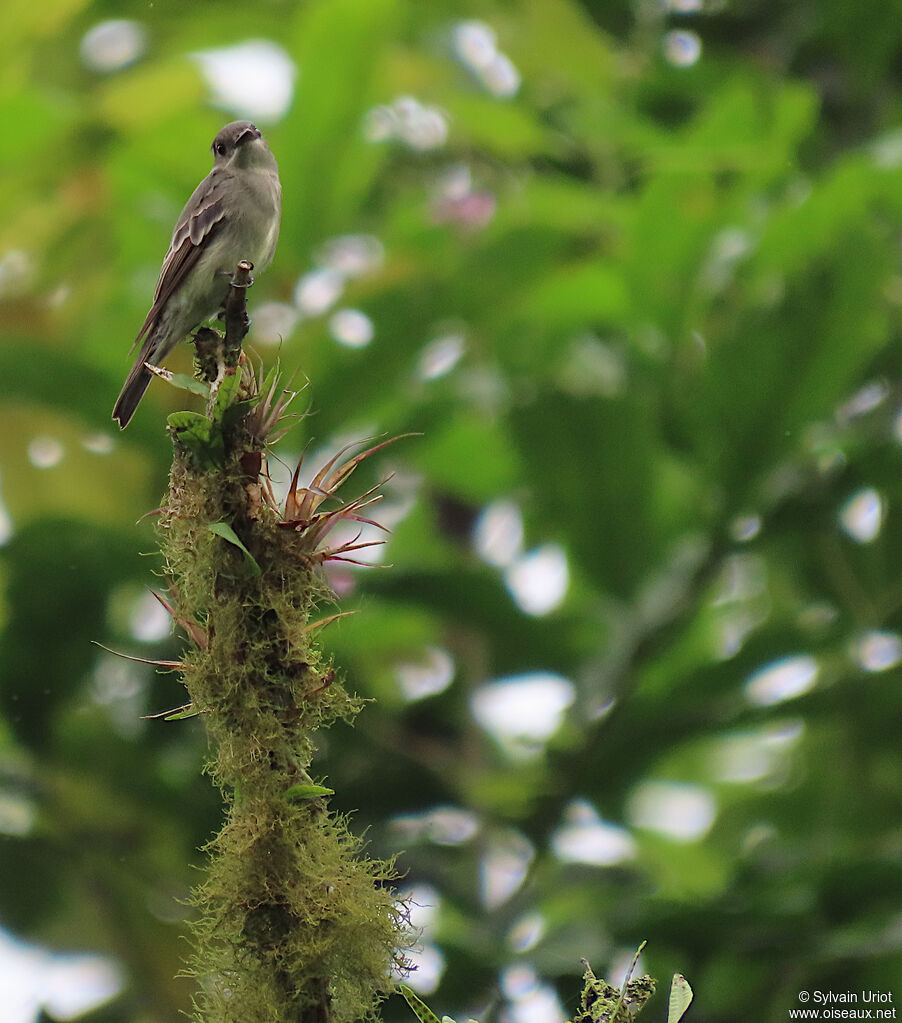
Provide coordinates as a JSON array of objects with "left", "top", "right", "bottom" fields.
[{"left": 113, "top": 120, "right": 282, "bottom": 428}]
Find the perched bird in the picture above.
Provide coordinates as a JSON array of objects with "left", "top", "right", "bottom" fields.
[{"left": 112, "top": 120, "right": 282, "bottom": 428}]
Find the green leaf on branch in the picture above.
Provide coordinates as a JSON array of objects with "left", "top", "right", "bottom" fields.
[
  {"left": 142, "top": 702, "right": 198, "bottom": 721},
  {"left": 164, "top": 706, "right": 199, "bottom": 721},
  {"left": 221, "top": 399, "right": 256, "bottom": 432},
  {"left": 398, "top": 985, "right": 443, "bottom": 1023},
  {"left": 146, "top": 364, "right": 211, "bottom": 396},
  {"left": 284, "top": 783, "right": 335, "bottom": 802},
  {"left": 208, "top": 522, "right": 261, "bottom": 576},
  {"left": 212, "top": 370, "right": 242, "bottom": 419},
  {"left": 166, "top": 368, "right": 249, "bottom": 469},
  {"left": 168, "top": 410, "right": 212, "bottom": 440},
  {"left": 668, "top": 975, "right": 693, "bottom": 1023},
  {"left": 167, "top": 411, "right": 224, "bottom": 469},
  {"left": 167, "top": 372, "right": 210, "bottom": 396}
]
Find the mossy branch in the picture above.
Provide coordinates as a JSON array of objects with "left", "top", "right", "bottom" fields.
[
  {"left": 222, "top": 258, "right": 254, "bottom": 361},
  {"left": 152, "top": 265, "right": 408, "bottom": 1023}
]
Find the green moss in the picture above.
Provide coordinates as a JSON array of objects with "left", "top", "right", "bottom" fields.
[
  {"left": 569, "top": 956, "right": 656, "bottom": 1023},
  {"left": 160, "top": 416, "right": 406, "bottom": 1022}
]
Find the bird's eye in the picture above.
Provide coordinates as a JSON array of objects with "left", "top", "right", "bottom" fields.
[{"left": 215, "top": 142, "right": 226, "bottom": 156}]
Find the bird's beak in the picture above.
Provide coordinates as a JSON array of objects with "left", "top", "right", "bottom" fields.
[{"left": 235, "top": 125, "right": 262, "bottom": 147}]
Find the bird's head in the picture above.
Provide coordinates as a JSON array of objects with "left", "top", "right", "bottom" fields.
[{"left": 211, "top": 121, "right": 273, "bottom": 169}]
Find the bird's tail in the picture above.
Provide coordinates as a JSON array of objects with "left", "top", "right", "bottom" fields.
[{"left": 112, "top": 356, "right": 153, "bottom": 429}]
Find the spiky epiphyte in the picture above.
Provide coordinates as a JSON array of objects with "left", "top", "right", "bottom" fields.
[
  {"left": 156, "top": 343, "right": 409, "bottom": 1023},
  {"left": 275, "top": 436, "right": 412, "bottom": 566}
]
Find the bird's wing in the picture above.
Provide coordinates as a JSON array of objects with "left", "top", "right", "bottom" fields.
[{"left": 131, "top": 169, "right": 229, "bottom": 351}]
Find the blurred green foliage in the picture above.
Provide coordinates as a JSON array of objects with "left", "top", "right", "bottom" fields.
[{"left": 4, "top": 1, "right": 902, "bottom": 1022}]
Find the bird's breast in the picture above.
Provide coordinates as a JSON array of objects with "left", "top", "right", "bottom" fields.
[{"left": 236, "top": 168, "right": 281, "bottom": 270}]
